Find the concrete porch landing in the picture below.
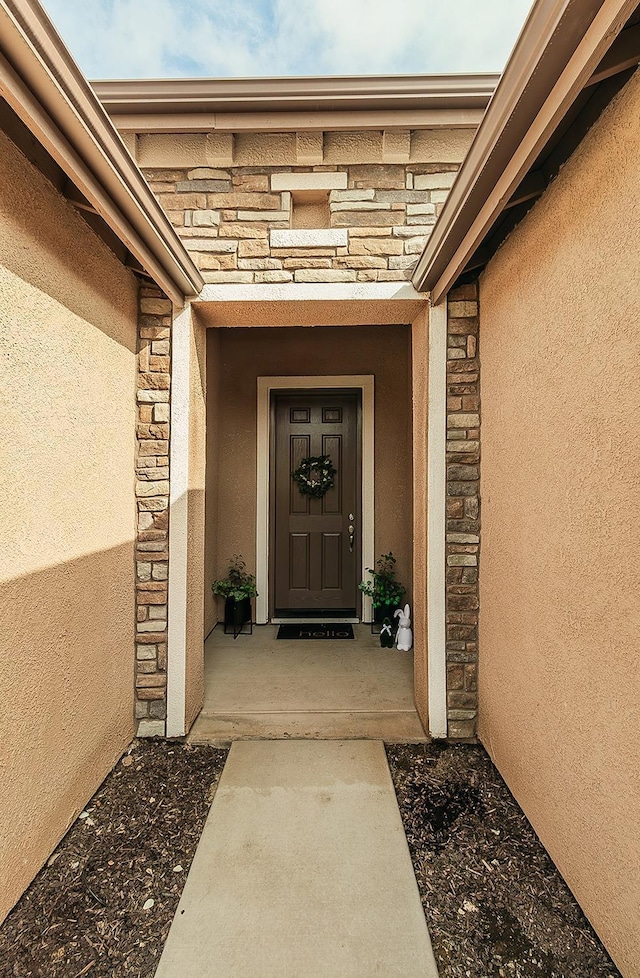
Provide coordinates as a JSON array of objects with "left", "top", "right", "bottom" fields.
[
  {"left": 188, "top": 625, "right": 428, "bottom": 742},
  {"left": 154, "top": 740, "right": 439, "bottom": 978}
]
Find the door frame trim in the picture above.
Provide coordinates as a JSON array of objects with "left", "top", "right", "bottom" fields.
[{"left": 256, "top": 375, "right": 375, "bottom": 624}]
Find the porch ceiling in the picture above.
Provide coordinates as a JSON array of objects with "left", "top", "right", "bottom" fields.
[{"left": 193, "top": 282, "right": 426, "bottom": 328}]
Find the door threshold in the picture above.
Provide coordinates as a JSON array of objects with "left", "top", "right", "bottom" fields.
[{"left": 271, "top": 616, "right": 360, "bottom": 625}]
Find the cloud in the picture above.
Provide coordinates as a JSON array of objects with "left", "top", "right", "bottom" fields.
[{"left": 41, "top": 0, "right": 533, "bottom": 79}]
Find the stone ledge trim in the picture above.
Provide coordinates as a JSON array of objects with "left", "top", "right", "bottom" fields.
[
  {"left": 271, "top": 172, "right": 347, "bottom": 192},
  {"left": 415, "top": 171, "right": 457, "bottom": 190},
  {"left": 270, "top": 228, "right": 348, "bottom": 248}
]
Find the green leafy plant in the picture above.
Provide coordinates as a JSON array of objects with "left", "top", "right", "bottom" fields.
[
  {"left": 211, "top": 555, "right": 258, "bottom": 602},
  {"left": 358, "top": 551, "right": 405, "bottom": 609}
]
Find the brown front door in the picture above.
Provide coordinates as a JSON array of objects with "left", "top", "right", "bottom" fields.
[{"left": 272, "top": 391, "right": 360, "bottom": 616}]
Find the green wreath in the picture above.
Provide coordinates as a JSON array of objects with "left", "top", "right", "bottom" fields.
[{"left": 292, "top": 454, "right": 336, "bottom": 498}]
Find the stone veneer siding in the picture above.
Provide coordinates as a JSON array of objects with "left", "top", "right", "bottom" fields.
[
  {"left": 144, "top": 162, "right": 459, "bottom": 283},
  {"left": 445, "top": 282, "right": 480, "bottom": 739},
  {"left": 134, "top": 284, "right": 172, "bottom": 736}
]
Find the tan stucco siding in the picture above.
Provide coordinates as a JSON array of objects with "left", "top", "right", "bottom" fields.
[
  {"left": 479, "top": 70, "right": 640, "bottom": 976},
  {"left": 205, "top": 324, "right": 413, "bottom": 618},
  {"left": 185, "top": 312, "right": 207, "bottom": 729},
  {"left": 0, "top": 131, "right": 138, "bottom": 921},
  {"left": 204, "top": 329, "right": 222, "bottom": 636},
  {"left": 411, "top": 308, "right": 429, "bottom": 731}
]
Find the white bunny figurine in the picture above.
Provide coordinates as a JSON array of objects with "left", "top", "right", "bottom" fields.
[{"left": 394, "top": 604, "right": 413, "bottom": 651}]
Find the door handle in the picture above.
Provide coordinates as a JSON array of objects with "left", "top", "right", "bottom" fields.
[{"left": 348, "top": 523, "right": 355, "bottom": 553}]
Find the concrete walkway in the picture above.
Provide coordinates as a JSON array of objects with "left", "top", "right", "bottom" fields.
[{"left": 155, "top": 740, "right": 439, "bottom": 977}]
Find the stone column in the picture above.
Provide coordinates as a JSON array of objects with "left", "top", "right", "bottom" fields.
[
  {"left": 445, "top": 283, "right": 480, "bottom": 739},
  {"left": 134, "top": 284, "right": 172, "bottom": 736}
]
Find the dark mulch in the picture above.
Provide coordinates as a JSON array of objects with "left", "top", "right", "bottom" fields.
[
  {"left": 0, "top": 741, "right": 228, "bottom": 978},
  {"left": 386, "top": 742, "right": 621, "bottom": 978},
  {"left": 2, "top": 739, "right": 623, "bottom": 978}
]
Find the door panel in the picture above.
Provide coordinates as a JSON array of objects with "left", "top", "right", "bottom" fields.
[
  {"left": 290, "top": 436, "right": 310, "bottom": 514},
  {"left": 322, "top": 534, "right": 342, "bottom": 590},
  {"left": 273, "top": 392, "right": 360, "bottom": 614},
  {"left": 289, "top": 533, "right": 310, "bottom": 590},
  {"left": 321, "top": 434, "right": 341, "bottom": 514}
]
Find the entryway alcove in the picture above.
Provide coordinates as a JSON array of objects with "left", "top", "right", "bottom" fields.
[{"left": 169, "top": 283, "right": 436, "bottom": 741}]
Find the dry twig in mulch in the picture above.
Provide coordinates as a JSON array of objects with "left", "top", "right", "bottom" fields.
[
  {"left": 0, "top": 741, "right": 227, "bottom": 978},
  {"left": 386, "top": 742, "right": 621, "bottom": 978}
]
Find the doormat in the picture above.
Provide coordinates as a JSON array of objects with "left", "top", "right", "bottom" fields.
[{"left": 277, "top": 623, "right": 354, "bottom": 640}]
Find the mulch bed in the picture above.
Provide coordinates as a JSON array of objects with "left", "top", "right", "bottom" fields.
[
  {"left": 1, "top": 739, "right": 623, "bottom": 978},
  {"left": 0, "top": 741, "right": 228, "bottom": 978},
  {"left": 386, "top": 742, "right": 621, "bottom": 978}
]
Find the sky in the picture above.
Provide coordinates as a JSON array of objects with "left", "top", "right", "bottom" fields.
[{"left": 41, "top": 0, "right": 534, "bottom": 80}]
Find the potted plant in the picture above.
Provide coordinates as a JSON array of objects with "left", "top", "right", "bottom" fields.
[
  {"left": 211, "top": 555, "right": 258, "bottom": 635},
  {"left": 359, "top": 551, "right": 406, "bottom": 628}
]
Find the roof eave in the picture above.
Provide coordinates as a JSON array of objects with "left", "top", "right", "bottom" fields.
[
  {"left": 92, "top": 73, "right": 500, "bottom": 117},
  {"left": 0, "top": 0, "right": 203, "bottom": 305},
  {"left": 412, "top": 0, "right": 638, "bottom": 303}
]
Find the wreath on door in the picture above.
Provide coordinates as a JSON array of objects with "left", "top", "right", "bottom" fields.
[{"left": 292, "top": 455, "right": 336, "bottom": 498}]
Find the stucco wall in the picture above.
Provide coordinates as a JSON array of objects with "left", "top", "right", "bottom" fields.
[
  {"left": 205, "top": 324, "right": 413, "bottom": 619},
  {"left": 479, "top": 70, "right": 640, "bottom": 976},
  {"left": 0, "top": 131, "right": 138, "bottom": 921},
  {"left": 185, "top": 313, "right": 207, "bottom": 729},
  {"left": 411, "top": 308, "right": 429, "bottom": 731},
  {"left": 204, "top": 328, "right": 222, "bottom": 636}
]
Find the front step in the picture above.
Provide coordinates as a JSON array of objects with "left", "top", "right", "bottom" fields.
[{"left": 188, "top": 710, "right": 429, "bottom": 743}]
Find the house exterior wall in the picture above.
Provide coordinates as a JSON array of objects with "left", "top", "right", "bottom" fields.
[
  {"left": 205, "top": 325, "right": 413, "bottom": 621},
  {"left": 135, "top": 126, "right": 459, "bottom": 729},
  {"left": 0, "top": 130, "right": 138, "bottom": 921},
  {"left": 145, "top": 128, "right": 460, "bottom": 685},
  {"left": 478, "top": 69, "right": 640, "bottom": 976},
  {"left": 140, "top": 129, "right": 468, "bottom": 287}
]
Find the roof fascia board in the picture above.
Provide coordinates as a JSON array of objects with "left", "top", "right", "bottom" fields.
[
  {"left": 110, "top": 108, "right": 484, "bottom": 134},
  {"left": 0, "top": 50, "right": 186, "bottom": 305},
  {"left": 412, "top": 0, "right": 637, "bottom": 301},
  {"left": 0, "top": 0, "right": 203, "bottom": 303},
  {"left": 93, "top": 73, "right": 499, "bottom": 116}
]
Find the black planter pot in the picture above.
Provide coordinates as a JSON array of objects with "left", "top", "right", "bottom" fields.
[
  {"left": 372, "top": 602, "right": 400, "bottom": 634},
  {"left": 224, "top": 597, "right": 252, "bottom": 638},
  {"left": 374, "top": 602, "right": 400, "bottom": 623}
]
